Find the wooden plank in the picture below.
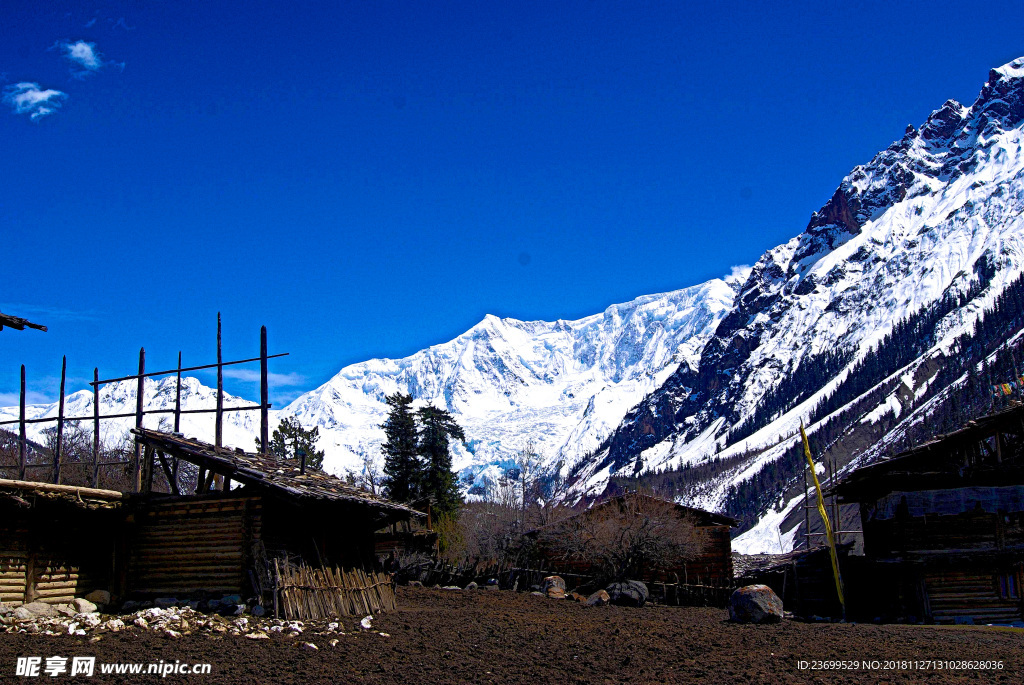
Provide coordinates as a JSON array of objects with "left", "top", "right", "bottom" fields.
[
  {"left": 260, "top": 326, "right": 269, "bottom": 454},
  {"left": 92, "top": 368, "right": 100, "bottom": 488},
  {"left": 53, "top": 356, "right": 66, "bottom": 484},
  {"left": 19, "top": 365, "right": 26, "bottom": 481},
  {"left": 133, "top": 347, "right": 145, "bottom": 493},
  {"left": 216, "top": 313, "right": 223, "bottom": 449},
  {"left": 0, "top": 478, "right": 123, "bottom": 500}
]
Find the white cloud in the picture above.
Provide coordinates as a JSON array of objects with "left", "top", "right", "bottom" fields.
[
  {"left": 57, "top": 40, "right": 119, "bottom": 77},
  {"left": 725, "top": 264, "right": 752, "bottom": 285},
  {"left": 221, "top": 369, "right": 308, "bottom": 387},
  {"left": 2, "top": 83, "right": 68, "bottom": 121},
  {"left": 0, "top": 391, "right": 53, "bottom": 407}
]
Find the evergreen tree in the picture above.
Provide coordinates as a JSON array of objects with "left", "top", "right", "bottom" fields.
[
  {"left": 380, "top": 392, "right": 421, "bottom": 502},
  {"left": 416, "top": 405, "right": 465, "bottom": 521},
  {"left": 258, "top": 416, "right": 324, "bottom": 470}
]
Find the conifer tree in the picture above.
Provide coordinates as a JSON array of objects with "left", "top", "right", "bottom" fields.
[
  {"left": 258, "top": 416, "right": 324, "bottom": 470},
  {"left": 416, "top": 405, "right": 465, "bottom": 521},
  {"left": 380, "top": 392, "right": 421, "bottom": 502}
]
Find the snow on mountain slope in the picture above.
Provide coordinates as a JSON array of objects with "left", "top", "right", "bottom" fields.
[
  {"left": 283, "top": 280, "right": 736, "bottom": 491},
  {"left": 0, "top": 376, "right": 262, "bottom": 452},
  {"left": 589, "top": 57, "right": 1024, "bottom": 533}
]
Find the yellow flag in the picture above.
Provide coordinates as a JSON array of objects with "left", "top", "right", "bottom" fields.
[{"left": 801, "top": 421, "right": 845, "bottom": 609}]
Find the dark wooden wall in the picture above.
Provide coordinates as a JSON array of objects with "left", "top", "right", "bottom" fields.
[
  {"left": 125, "top": 496, "right": 262, "bottom": 597},
  {"left": 0, "top": 499, "right": 116, "bottom": 605}
]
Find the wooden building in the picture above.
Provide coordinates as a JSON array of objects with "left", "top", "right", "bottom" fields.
[
  {"left": 0, "top": 429, "right": 422, "bottom": 617},
  {"left": 525, "top": 493, "right": 736, "bottom": 595},
  {"left": 834, "top": 405, "right": 1024, "bottom": 624},
  {"left": 0, "top": 480, "right": 122, "bottom": 606}
]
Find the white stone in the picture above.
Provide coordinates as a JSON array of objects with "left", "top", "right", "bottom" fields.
[{"left": 72, "top": 598, "right": 97, "bottom": 614}]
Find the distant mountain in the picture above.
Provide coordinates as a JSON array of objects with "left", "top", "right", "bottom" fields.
[
  {"left": 0, "top": 376, "right": 261, "bottom": 453},
  {"left": 588, "top": 56, "right": 1024, "bottom": 551},
  {"left": 6, "top": 57, "right": 1024, "bottom": 556},
  {"left": 283, "top": 280, "right": 737, "bottom": 493}
]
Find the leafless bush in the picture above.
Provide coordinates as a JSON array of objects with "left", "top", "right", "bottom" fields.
[{"left": 539, "top": 493, "right": 704, "bottom": 583}]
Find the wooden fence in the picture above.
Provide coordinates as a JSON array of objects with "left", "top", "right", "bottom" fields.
[
  {"left": 273, "top": 560, "right": 396, "bottom": 620},
  {"left": 503, "top": 566, "right": 733, "bottom": 607}
]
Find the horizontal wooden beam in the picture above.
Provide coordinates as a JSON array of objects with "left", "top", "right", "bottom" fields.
[
  {"left": 92, "top": 353, "right": 289, "bottom": 385},
  {"left": 0, "top": 478, "right": 124, "bottom": 500},
  {"left": 0, "top": 403, "right": 271, "bottom": 427}
]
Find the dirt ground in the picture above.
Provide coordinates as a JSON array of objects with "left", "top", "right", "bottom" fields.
[{"left": 1, "top": 586, "right": 1022, "bottom": 684}]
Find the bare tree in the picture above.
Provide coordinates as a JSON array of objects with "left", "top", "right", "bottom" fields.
[{"left": 539, "top": 493, "right": 704, "bottom": 582}]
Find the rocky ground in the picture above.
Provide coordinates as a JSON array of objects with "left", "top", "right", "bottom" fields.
[{"left": 0, "top": 586, "right": 1022, "bottom": 683}]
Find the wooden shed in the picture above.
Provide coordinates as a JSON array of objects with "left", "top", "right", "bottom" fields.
[
  {"left": 834, "top": 404, "right": 1024, "bottom": 624},
  {"left": 0, "top": 479, "right": 122, "bottom": 606},
  {"left": 0, "top": 429, "right": 423, "bottom": 618},
  {"left": 524, "top": 493, "right": 735, "bottom": 601}
]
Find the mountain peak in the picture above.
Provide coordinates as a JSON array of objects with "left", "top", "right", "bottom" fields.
[{"left": 990, "top": 56, "right": 1024, "bottom": 83}]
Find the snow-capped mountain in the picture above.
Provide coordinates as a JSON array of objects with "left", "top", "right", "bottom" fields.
[
  {"left": 283, "top": 280, "right": 736, "bottom": 492},
  {"left": 6, "top": 57, "right": 1024, "bottom": 558},
  {"left": 585, "top": 57, "right": 1024, "bottom": 550},
  {"left": 0, "top": 376, "right": 262, "bottom": 452}
]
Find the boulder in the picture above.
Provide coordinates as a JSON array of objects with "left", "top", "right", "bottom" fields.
[
  {"left": 154, "top": 597, "right": 179, "bottom": 608},
  {"left": 606, "top": 581, "right": 648, "bottom": 608},
  {"left": 84, "top": 590, "right": 111, "bottom": 606},
  {"left": 464, "top": 582, "right": 478, "bottom": 591},
  {"left": 585, "top": 590, "right": 610, "bottom": 607},
  {"left": 251, "top": 605, "right": 266, "bottom": 617},
  {"left": 73, "top": 598, "right": 98, "bottom": 614},
  {"left": 569, "top": 592, "right": 586, "bottom": 602},
  {"left": 19, "top": 601, "right": 58, "bottom": 618},
  {"left": 542, "top": 576, "right": 566, "bottom": 593},
  {"left": 728, "top": 584, "right": 783, "bottom": 624},
  {"left": 543, "top": 576, "right": 566, "bottom": 599},
  {"left": 55, "top": 604, "right": 77, "bottom": 618}
]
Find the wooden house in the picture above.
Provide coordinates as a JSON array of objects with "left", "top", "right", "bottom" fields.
[
  {"left": 834, "top": 405, "right": 1024, "bottom": 624},
  {"left": 0, "top": 428, "right": 423, "bottom": 618},
  {"left": 0, "top": 479, "right": 122, "bottom": 606}
]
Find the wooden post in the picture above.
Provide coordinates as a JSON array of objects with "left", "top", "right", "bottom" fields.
[
  {"left": 92, "top": 368, "right": 100, "bottom": 488},
  {"left": 18, "top": 365, "right": 26, "bottom": 481},
  {"left": 174, "top": 351, "right": 182, "bottom": 433},
  {"left": 172, "top": 351, "right": 181, "bottom": 487},
  {"left": 803, "top": 459, "right": 810, "bottom": 550},
  {"left": 214, "top": 314, "right": 224, "bottom": 491},
  {"left": 216, "top": 313, "right": 223, "bottom": 449},
  {"left": 133, "top": 347, "right": 145, "bottom": 492},
  {"left": 53, "top": 356, "right": 66, "bottom": 484},
  {"left": 142, "top": 444, "right": 155, "bottom": 494},
  {"left": 260, "top": 325, "right": 269, "bottom": 454}
]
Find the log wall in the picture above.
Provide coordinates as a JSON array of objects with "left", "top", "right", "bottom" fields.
[
  {"left": 127, "top": 496, "right": 262, "bottom": 596},
  {"left": 0, "top": 501, "right": 116, "bottom": 604},
  {"left": 924, "top": 567, "right": 1023, "bottom": 624}
]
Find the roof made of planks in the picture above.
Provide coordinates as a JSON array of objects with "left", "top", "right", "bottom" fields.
[
  {"left": 132, "top": 428, "right": 424, "bottom": 518},
  {"left": 834, "top": 403, "right": 1024, "bottom": 502},
  {"left": 0, "top": 312, "right": 47, "bottom": 332}
]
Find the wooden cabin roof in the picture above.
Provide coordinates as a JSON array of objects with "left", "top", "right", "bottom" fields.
[
  {"left": 834, "top": 403, "right": 1024, "bottom": 502},
  {"left": 0, "top": 478, "right": 124, "bottom": 510},
  {"left": 527, "top": 493, "right": 736, "bottom": 536},
  {"left": 0, "top": 311, "right": 47, "bottom": 332},
  {"left": 132, "top": 428, "right": 424, "bottom": 518}
]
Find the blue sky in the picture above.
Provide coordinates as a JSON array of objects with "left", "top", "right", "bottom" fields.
[{"left": 2, "top": 0, "right": 1024, "bottom": 407}]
